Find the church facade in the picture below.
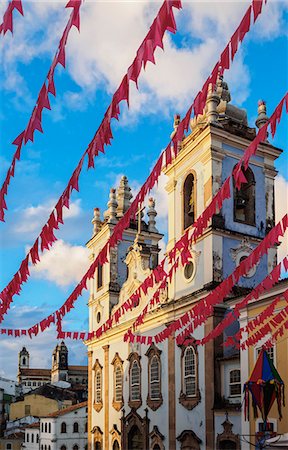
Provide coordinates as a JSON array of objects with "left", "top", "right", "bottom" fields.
[
  {"left": 18, "top": 342, "right": 88, "bottom": 396},
  {"left": 85, "top": 77, "right": 286, "bottom": 450}
]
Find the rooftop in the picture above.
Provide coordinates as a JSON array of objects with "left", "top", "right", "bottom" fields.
[{"left": 45, "top": 401, "right": 87, "bottom": 418}]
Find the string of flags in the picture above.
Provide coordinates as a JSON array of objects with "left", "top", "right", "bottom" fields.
[
  {"left": 0, "top": 0, "right": 23, "bottom": 35},
  {"left": 1, "top": 0, "right": 286, "bottom": 351},
  {"left": 0, "top": 0, "right": 269, "bottom": 324}
]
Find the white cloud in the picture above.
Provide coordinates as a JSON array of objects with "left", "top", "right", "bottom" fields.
[
  {"left": 275, "top": 175, "right": 288, "bottom": 267},
  {"left": 30, "top": 239, "right": 90, "bottom": 287},
  {"left": 2, "top": 0, "right": 287, "bottom": 121},
  {"left": 13, "top": 199, "right": 82, "bottom": 235}
]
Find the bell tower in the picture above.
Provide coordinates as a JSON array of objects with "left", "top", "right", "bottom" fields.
[
  {"left": 87, "top": 177, "right": 163, "bottom": 334},
  {"left": 164, "top": 75, "right": 281, "bottom": 302},
  {"left": 51, "top": 341, "right": 69, "bottom": 383},
  {"left": 19, "top": 347, "right": 29, "bottom": 369}
]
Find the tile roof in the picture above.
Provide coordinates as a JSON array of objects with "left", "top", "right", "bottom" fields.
[
  {"left": 19, "top": 368, "right": 51, "bottom": 377},
  {"left": 16, "top": 384, "right": 77, "bottom": 402},
  {"left": 45, "top": 401, "right": 88, "bottom": 418},
  {"left": 25, "top": 422, "right": 40, "bottom": 429}
]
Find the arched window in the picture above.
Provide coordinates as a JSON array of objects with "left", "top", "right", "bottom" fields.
[
  {"left": 73, "top": 422, "right": 79, "bottom": 433},
  {"left": 113, "top": 441, "right": 120, "bottom": 450},
  {"left": 183, "top": 173, "right": 196, "bottom": 230},
  {"left": 183, "top": 346, "right": 196, "bottom": 397},
  {"left": 179, "top": 338, "right": 200, "bottom": 410},
  {"left": 45, "top": 422, "right": 47, "bottom": 433},
  {"left": 95, "top": 443, "right": 101, "bottom": 450},
  {"left": 61, "top": 422, "right": 67, "bottom": 433},
  {"left": 60, "top": 446, "right": 67, "bottom": 450},
  {"left": 150, "top": 355, "right": 161, "bottom": 400},
  {"left": 229, "top": 369, "right": 241, "bottom": 396},
  {"left": 48, "top": 423, "right": 51, "bottom": 433},
  {"left": 31, "top": 433, "right": 34, "bottom": 443},
  {"left": 44, "top": 445, "right": 47, "bottom": 450},
  {"left": 41, "top": 445, "right": 43, "bottom": 450},
  {"left": 115, "top": 365, "right": 123, "bottom": 403},
  {"left": 26, "top": 433, "right": 29, "bottom": 442},
  {"left": 93, "top": 359, "right": 103, "bottom": 411},
  {"left": 112, "top": 353, "right": 124, "bottom": 410},
  {"left": 233, "top": 166, "right": 255, "bottom": 225},
  {"left": 146, "top": 344, "right": 163, "bottom": 411},
  {"left": 131, "top": 361, "right": 140, "bottom": 401},
  {"left": 73, "top": 445, "right": 79, "bottom": 450},
  {"left": 128, "top": 353, "right": 142, "bottom": 409},
  {"left": 95, "top": 369, "right": 102, "bottom": 403},
  {"left": 23, "top": 357, "right": 26, "bottom": 365},
  {"left": 37, "top": 434, "right": 39, "bottom": 443},
  {"left": 85, "top": 422, "right": 88, "bottom": 433},
  {"left": 41, "top": 423, "right": 44, "bottom": 432}
]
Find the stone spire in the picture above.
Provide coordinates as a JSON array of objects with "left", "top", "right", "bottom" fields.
[
  {"left": 147, "top": 197, "right": 158, "bottom": 233},
  {"left": 170, "top": 114, "right": 181, "bottom": 139},
  {"left": 92, "top": 208, "right": 102, "bottom": 235},
  {"left": 104, "top": 188, "right": 118, "bottom": 224},
  {"left": 256, "top": 100, "right": 269, "bottom": 129},
  {"left": 206, "top": 83, "right": 220, "bottom": 124},
  {"left": 116, "top": 176, "right": 132, "bottom": 218}
]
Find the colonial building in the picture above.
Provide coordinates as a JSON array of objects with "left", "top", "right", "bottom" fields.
[
  {"left": 85, "top": 77, "right": 286, "bottom": 450},
  {"left": 18, "top": 342, "right": 88, "bottom": 396},
  {"left": 22, "top": 401, "right": 88, "bottom": 450}
]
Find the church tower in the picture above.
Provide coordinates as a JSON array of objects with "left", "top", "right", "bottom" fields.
[
  {"left": 87, "top": 176, "right": 163, "bottom": 334},
  {"left": 164, "top": 75, "right": 280, "bottom": 304},
  {"left": 51, "top": 341, "right": 69, "bottom": 383},
  {"left": 18, "top": 347, "right": 29, "bottom": 369}
]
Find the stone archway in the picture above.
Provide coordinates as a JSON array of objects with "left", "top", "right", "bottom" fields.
[
  {"left": 128, "top": 425, "right": 144, "bottom": 450},
  {"left": 121, "top": 409, "right": 149, "bottom": 450}
]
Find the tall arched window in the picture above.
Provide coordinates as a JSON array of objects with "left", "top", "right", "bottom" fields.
[
  {"left": 184, "top": 346, "right": 196, "bottom": 397},
  {"left": 60, "top": 446, "right": 67, "bottom": 450},
  {"left": 93, "top": 359, "right": 103, "bottom": 412},
  {"left": 146, "top": 344, "right": 163, "bottom": 410},
  {"left": 61, "top": 422, "right": 67, "bottom": 434},
  {"left": 95, "top": 370, "right": 101, "bottom": 403},
  {"left": 128, "top": 353, "right": 142, "bottom": 409},
  {"left": 233, "top": 166, "right": 255, "bottom": 225},
  {"left": 73, "top": 445, "right": 79, "bottom": 450},
  {"left": 73, "top": 422, "right": 79, "bottom": 433},
  {"left": 131, "top": 361, "right": 140, "bottom": 400},
  {"left": 179, "top": 338, "right": 200, "bottom": 410},
  {"left": 150, "top": 355, "right": 161, "bottom": 400},
  {"left": 48, "top": 423, "right": 51, "bottom": 433},
  {"left": 45, "top": 423, "right": 47, "bottom": 433},
  {"left": 113, "top": 441, "right": 120, "bottom": 450},
  {"left": 115, "top": 365, "right": 123, "bottom": 402},
  {"left": 183, "top": 173, "right": 196, "bottom": 230}
]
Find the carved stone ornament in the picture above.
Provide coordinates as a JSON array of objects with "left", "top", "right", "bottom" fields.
[
  {"left": 216, "top": 414, "right": 240, "bottom": 450},
  {"left": 230, "top": 238, "right": 258, "bottom": 278}
]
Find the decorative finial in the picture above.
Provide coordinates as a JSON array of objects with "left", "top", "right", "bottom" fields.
[
  {"left": 206, "top": 83, "right": 220, "bottom": 124},
  {"left": 104, "top": 188, "right": 118, "bottom": 224},
  {"left": 256, "top": 100, "right": 269, "bottom": 129},
  {"left": 116, "top": 176, "right": 132, "bottom": 218},
  {"left": 147, "top": 197, "right": 158, "bottom": 233},
  {"left": 92, "top": 208, "right": 102, "bottom": 235},
  {"left": 170, "top": 114, "right": 181, "bottom": 139}
]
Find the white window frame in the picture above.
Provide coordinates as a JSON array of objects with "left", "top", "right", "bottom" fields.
[
  {"left": 130, "top": 360, "right": 140, "bottom": 401},
  {"left": 149, "top": 355, "right": 161, "bottom": 400},
  {"left": 229, "top": 369, "right": 241, "bottom": 397},
  {"left": 114, "top": 364, "right": 123, "bottom": 403},
  {"left": 254, "top": 338, "right": 276, "bottom": 366},
  {"left": 183, "top": 346, "right": 196, "bottom": 398},
  {"left": 95, "top": 369, "right": 102, "bottom": 404}
]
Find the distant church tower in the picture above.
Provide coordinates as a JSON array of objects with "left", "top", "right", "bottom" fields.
[
  {"left": 18, "top": 347, "right": 29, "bottom": 369},
  {"left": 51, "top": 341, "right": 69, "bottom": 383}
]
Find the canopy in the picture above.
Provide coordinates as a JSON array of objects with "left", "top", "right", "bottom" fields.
[{"left": 244, "top": 349, "right": 285, "bottom": 423}]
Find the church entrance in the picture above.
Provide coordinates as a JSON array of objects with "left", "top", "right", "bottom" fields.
[
  {"left": 219, "top": 440, "right": 237, "bottom": 450},
  {"left": 121, "top": 409, "right": 149, "bottom": 450},
  {"left": 128, "top": 425, "right": 144, "bottom": 450}
]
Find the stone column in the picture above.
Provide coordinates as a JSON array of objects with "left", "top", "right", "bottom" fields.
[
  {"left": 87, "top": 350, "right": 93, "bottom": 450},
  {"left": 168, "top": 333, "right": 176, "bottom": 450},
  {"left": 103, "top": 345, "right": 110, "bottom": 450}
]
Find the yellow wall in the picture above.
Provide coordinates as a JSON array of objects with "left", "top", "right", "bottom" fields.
[
  {"left": 247, "top": 298, "right": 288, "bottom": 441},
  {"left": 0, "top": 438, "right": 23, "bottom": 450},
  {"left": 9, "top": 394, "right": 73, "bottom": 420}
]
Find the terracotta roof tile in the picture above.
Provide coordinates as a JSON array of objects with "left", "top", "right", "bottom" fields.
[
  {"left": 45, "top": 401, "right": 88, "bottom": 418},
  {"left": 19, "top": 368, "right": 51, "bottom": 377}
]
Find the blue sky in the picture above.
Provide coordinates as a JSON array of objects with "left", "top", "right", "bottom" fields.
[{"left": 0, "top": 0, "right": 287, "bottom": 379}]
